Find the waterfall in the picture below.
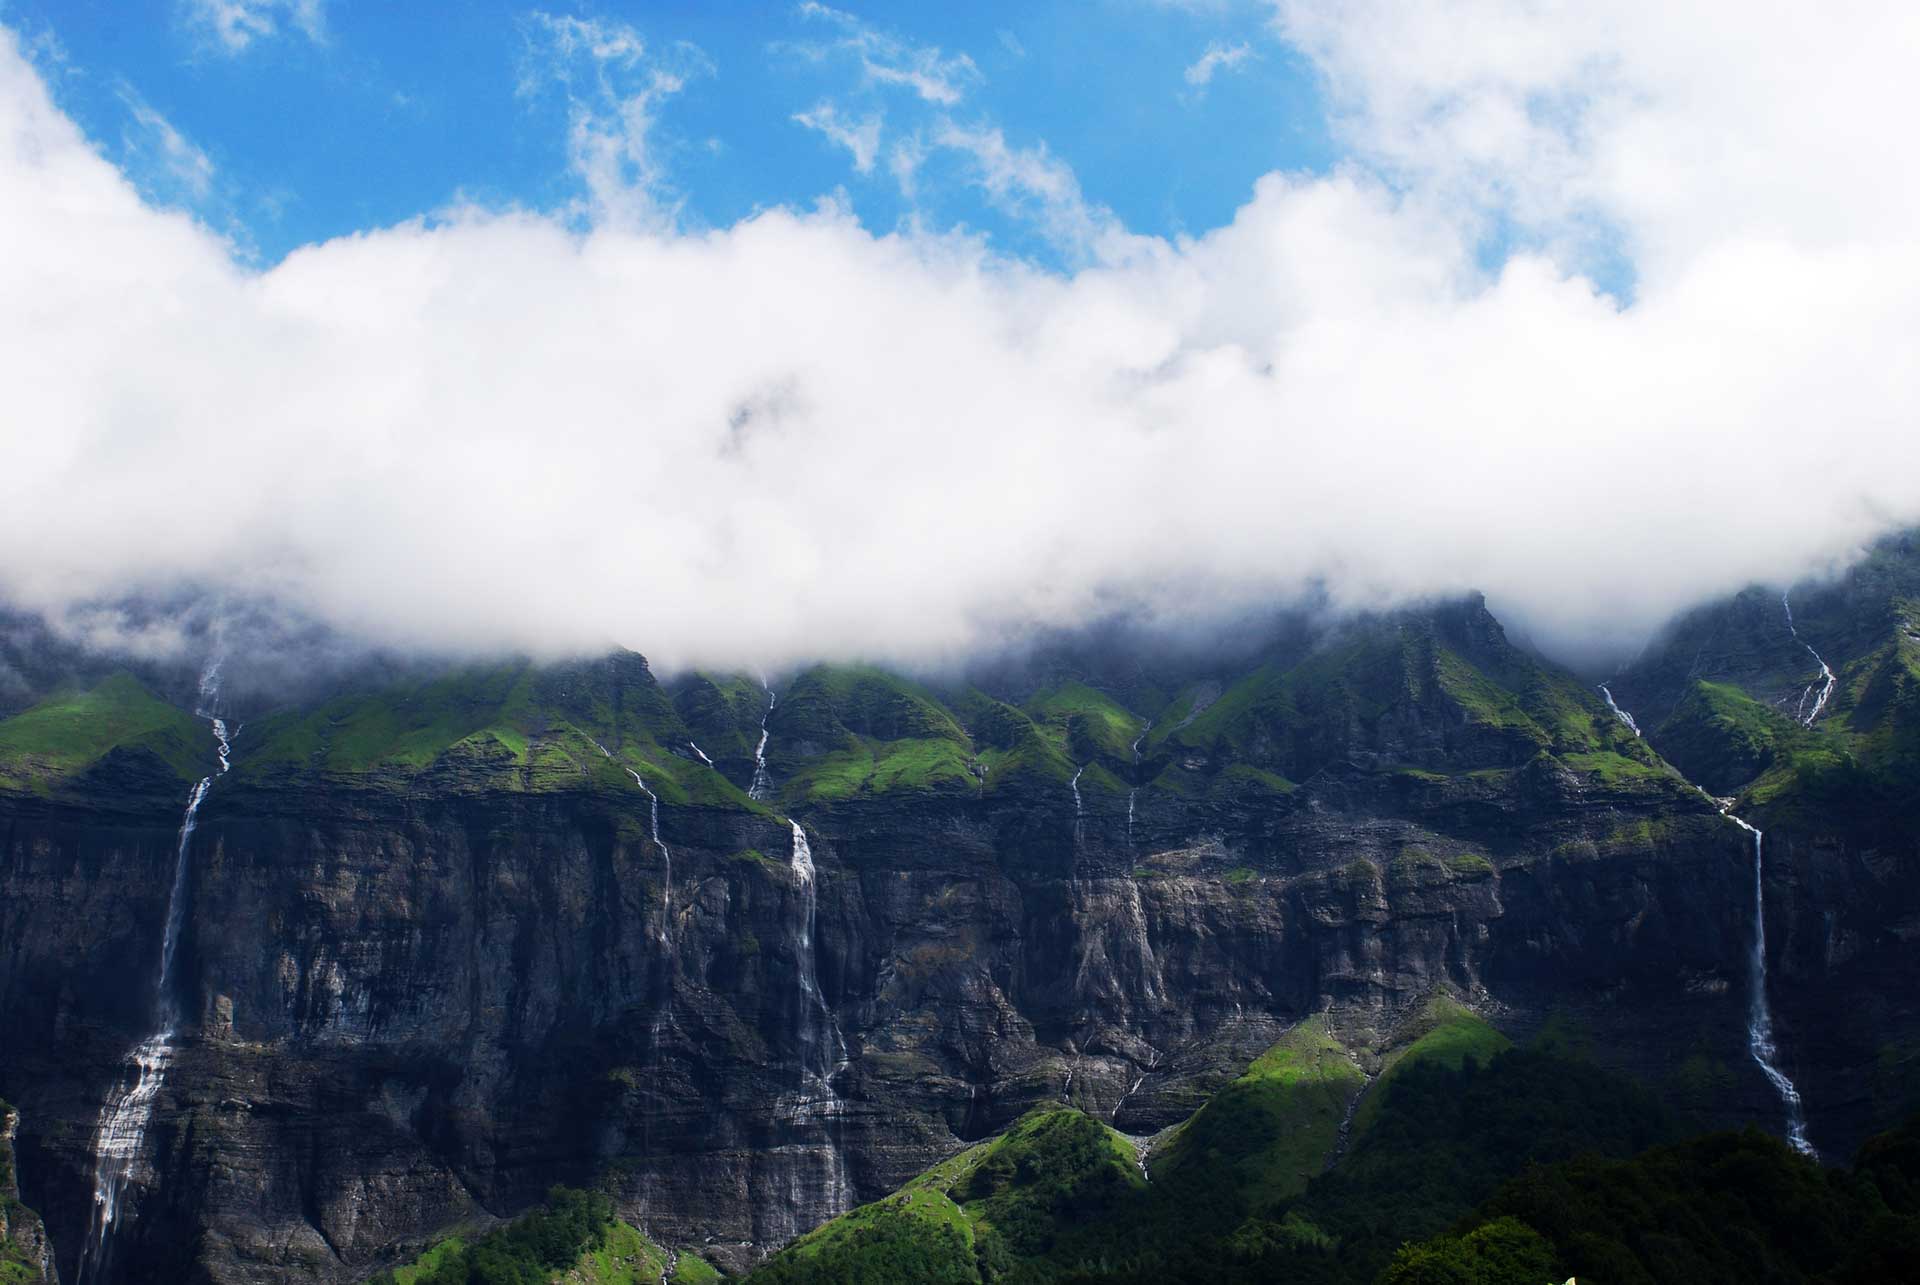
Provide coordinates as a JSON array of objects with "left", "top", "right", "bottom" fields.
[
  {"left": 1069, "top": 764, "right": 1084, "bottom": 816},
  {"left": 1127, "top": 721, "right": 1151, "bottom": 846},
  {"left": 748, "top": 679, "right": 776, "bottom": 801},
  {"left": 588, "top": 735, "right": 678, "bottom": 1229},
  {"left": 780, "top": 821, "right": 853, "bottom": 1235},
  {"left": 688, "top": 742, "right": 714, "bottom": 767},
  {"left": 589, "top": 738, "right": 673, "bottom": 946},
  {"left": 1597, "top": 683, "right": 1640, "bottom": 736},
  {"left": 1781, "top": 592, "right": 1837, "bottom": 726},
  {"left": 1721, "top": 806, "right": 1816, "bottom": 1157},
  {"left": 78, "top": 660, "right": 232, "bottom": 1284}
]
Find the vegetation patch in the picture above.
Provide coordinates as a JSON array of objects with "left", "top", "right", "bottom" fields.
[
  {"left": 0, "top": 673, "right": 210, "bottom": 789},
  {"left": 373, "top": 1187, "right": 639, "bottom": 1285},
  {"left": 1153, "top": 1016, "right": 1367, "bottom": 1208}
]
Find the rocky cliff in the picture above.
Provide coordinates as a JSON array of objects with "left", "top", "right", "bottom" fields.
[{"left": 2, "top": 565, "right": 1917, "bottom": 1282}]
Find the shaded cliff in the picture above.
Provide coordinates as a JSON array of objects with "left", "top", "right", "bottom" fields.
[{"left": 1, "top": 575, "right": 1916, "bottom": 1281}]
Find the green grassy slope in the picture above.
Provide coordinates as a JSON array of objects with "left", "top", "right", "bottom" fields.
[
  {"left": 1144, "top": 599, "right": 1661, "bottom": 799},
  {"left": 746, "top": 998, "right": 1683, "bottom": 1285},
  {"left": 232, "top": 653, "right": 764, "bottom": 808},
  {"left": 768, "top": 665, "right": 981, "bottom": 804},
  {"left": 0, "top": 672, "right": 212, "bottom": 793},
  {"left": 1152, "top": 1015, "right": 1367, "bottom": 1208},
  {"left": 375, "top": 1187, "right": 673, "bottom": 1285},
  {"left": 749, "top": 1108, "right": 1144, "bottom": 1284}
]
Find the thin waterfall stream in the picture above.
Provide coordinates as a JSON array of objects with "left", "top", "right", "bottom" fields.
[
  {"left": 78, "top": 660, "right": 232, "bottom": 1284},
  {"left": 1597, "top": 684, "right": 1815, "bottom": 1155},
  {"left": 748, "top": 678, "right": 776, "bottom": 801},
  {"left": 1782, "top": 592, "right": 1837, "bottom": 726},
  {"left": 1127, "top": 721, "right": 1152, "bottom": 846}
]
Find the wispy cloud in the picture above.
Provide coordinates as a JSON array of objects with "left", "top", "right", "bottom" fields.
[
  {"left": 518, "top": 12, "right": 712, "bottom": 229},
  {"left": 1183, "top": 40, "right": 1253, "bottom": 90},
  {"left": 118, "top": 86, "right": 215, "bottom": 202},
  {"left": 792, "top": 100, "right": 882, "bottom": 174},
  {"left": 182, "top": 0, "right": 327, "bottom": 54},
  {"left": 930, "top": 121, "right": 1150, "bottom": 267},
  {"left": 792, "top": 2, "right": 981, "bottom": 106}
]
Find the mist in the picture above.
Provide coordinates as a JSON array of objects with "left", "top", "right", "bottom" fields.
[{"left": 4, "top": 4, "right": 1919, "bottom": 679}]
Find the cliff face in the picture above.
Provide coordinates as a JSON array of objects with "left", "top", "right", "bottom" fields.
[
  {"left": 2, "top": 582, "right": 1917, "bottom": 1282},
  {"left": 2, "top": 1103, "right": 58, "bottom": 1283}
]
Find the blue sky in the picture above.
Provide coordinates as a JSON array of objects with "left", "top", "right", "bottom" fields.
[{"left": 9, "top": 0, "right": 1333, "bottom": 264}]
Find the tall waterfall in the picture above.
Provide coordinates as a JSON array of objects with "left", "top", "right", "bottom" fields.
[
  {"left": 1597, "top": 684, "right": 1640, "bottom": 736},
  {"left": 748, "top": 679, "right": 776, "bottom": 801},
  {"left": 78, "top": 661, "right": 232, "bottom": 1284},
  {"left": 780, "top": 821, "right": 853, "bottom": 1234},
  {"left": 1127, "top": 722, "right": 1152, "bottom": 846},
  {"left": 1781, "top": 592, "right": 1837, "bottom": 726},
  {"left": 1721, "top": 806, "right": 1816, "bottom": 1157},
  {"left": 589, "top": 738, "right": 673, "bottom": 946},
  {"left": 588, "top": 735, "right": 677, "bottom": 1228}
]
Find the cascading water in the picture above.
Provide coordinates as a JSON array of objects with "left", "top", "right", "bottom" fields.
[
  {"left": 748, "top": 679, "right": 776, "bottom": 801},
  {"left": 1127, "top": 722, "right": 1152, "bottom": 846},
  {"left": 1782, "top": 592, "right": 1837, "bottom": 726},
  {"left": 78, "top": 660, "right": 232, "bottom": 1284},
  {"left": 778, "top": 820, "right": 853, "bottom": 1237},
  {"left": 1721, "top": 805, "right": 1816, "bottom": 1157},
  {"left": 688, "top": 742, "right": 715, "bottom": 768},
  {"left": 588, "top": 736, "right": 678, "bottom": 1230},
  {"left": 589, "top": 739, "right": 673, "bottom": 948},
  {"left": 1597, "top": 683, "right": 1640, "bottom": 736},
  {"left": 1593, "top": 680, "right": 1815, "bottom": 1154}
]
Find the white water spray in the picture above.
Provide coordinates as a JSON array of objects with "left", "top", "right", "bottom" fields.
[
  {"left": 1781, "top": 592, "right": 1837, "bottom": 726},
  {"left": 78, "top": 660, "right": 232, "bottom": 1284},
  {"left": 779, "top": 821, "right": 854, "bottom": 1234},
  {"left": 688, "top": 742, "right": 714, "bottom": 768},
  {"left": 1597, "top": 684, "right": 1640, "bottom": 736},
  {"left": 1069, "top": 765, "right": 1084, "bottom": 816},
  {"left": 749, "top": 680, "right": 776, "bottom": 802},
  {"left": 1720, "top": 804, "right": 1816, "bottom": 1157}
]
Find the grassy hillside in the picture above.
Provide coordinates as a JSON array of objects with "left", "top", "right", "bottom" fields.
[
  {"left": 746, "top": 998, "right": 1680, "bottom": 1285},
  {"left": 1151, "top": 1015, "right": 1367, "bottom": 1208},
  {"left": 1146, "top": 599, "right": 1659, "bottom": 794},
  {"left": 233, "top": 653, "right": 766, "bottom": 809},
  {"left": 768, "top": 665, "right": 981, "bottom": 804},
  {"left": 0, "top": 672, "right": 212, "bottom": 793},
  {"left": 371, "top": 1186, "right": 701, "bottom": 1285},
  {"left": 749, "top": 1108, "right": 1144, "bottom": 1284}
]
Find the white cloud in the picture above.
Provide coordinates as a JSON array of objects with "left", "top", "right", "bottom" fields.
[
  {"left": 1183, "top": 40, "right": 1253, "bottom": 89},
  {"left": 117, "top": 87, "right": 215, "bottom": 202},
  {"left": 930, "top": 121, "right": 1150, "bottom": 267},
  {"left": 518, "top": 13, "right": 712, "bottom": 229},
  {"left": 184, "top": 0, "right": 326, "bottom": 54},
  {"left": 3, "top": 9, "right": 1920, "bottom": 676},
  {"left": 793, "top": 100, "right": 882, "bottom": 174},
  {"left": 793, "top": 2, "right": 981, "bottom": 106}
]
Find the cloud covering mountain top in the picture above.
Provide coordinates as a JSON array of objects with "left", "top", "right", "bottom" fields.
[{"left": 2, "top": 4, "right": 1918, "bottom": 674}]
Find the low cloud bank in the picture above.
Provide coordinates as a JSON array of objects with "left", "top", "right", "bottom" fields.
[{"left": 3, "top": 5, "right": 1918, "bottom": 676}]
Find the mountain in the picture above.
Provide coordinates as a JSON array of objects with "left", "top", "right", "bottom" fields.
[{"left": 1, "top": 542, "right": 1918, "bottom": 1281}]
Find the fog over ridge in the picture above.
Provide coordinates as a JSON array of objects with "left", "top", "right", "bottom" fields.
[{"left": 3, "top": 4, "right": 1919, "bottom": 678}]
